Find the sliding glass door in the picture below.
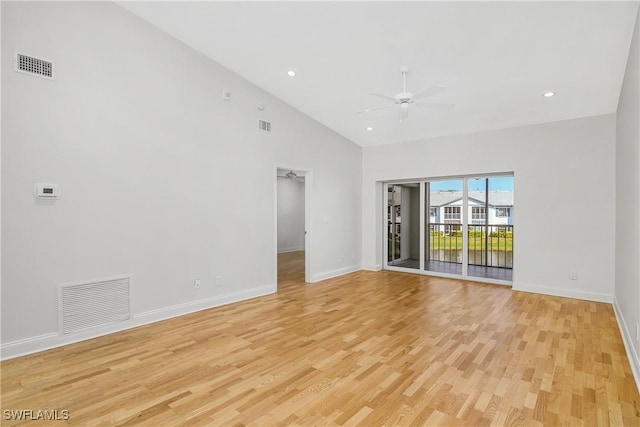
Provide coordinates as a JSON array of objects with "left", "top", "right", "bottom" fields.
[
  {"left": 467, "top": 177, "right": 513, "bottom": 281},
  {"left": 424, "top": 179, "right": 464, "bottom": 276},
  {"left": 384, "top": 175, "right": 514, "bottom": 283},
  {"left": 386, "top": 183, "right": 420, "bottom": 270}
]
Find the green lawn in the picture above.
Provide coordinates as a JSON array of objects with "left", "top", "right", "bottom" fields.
[{"left": 429, "top": 235, "right": 513, "bottom": 251}]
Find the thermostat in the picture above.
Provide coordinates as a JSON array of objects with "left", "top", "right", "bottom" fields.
[{"left": 35, "top": 183, "right": 60, "bottom": 199}]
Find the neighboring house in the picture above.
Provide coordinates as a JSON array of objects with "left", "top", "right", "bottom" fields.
[{"left": 428, "top": 191, "right": 513, "bottom": 230}]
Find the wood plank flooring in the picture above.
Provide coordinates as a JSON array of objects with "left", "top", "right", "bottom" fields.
[{"left": 1, "top": 251, "right": 638, "bottom": 426}]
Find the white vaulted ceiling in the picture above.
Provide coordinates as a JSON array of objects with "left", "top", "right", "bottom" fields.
[{"left": 119, "top": 1, "right": 638, "bottom": 147}]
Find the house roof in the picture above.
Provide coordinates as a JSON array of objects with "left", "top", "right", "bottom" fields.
[{"left": 428, "top": 191, "right": 513, "bottom": 207}]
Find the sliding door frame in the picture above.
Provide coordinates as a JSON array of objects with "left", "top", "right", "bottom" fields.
[
  {"left": 383, "top": 182, "right": 424, "bottom": 274},
  {"left": 382, "top": 173, "right": 514, "bottom": 286}
]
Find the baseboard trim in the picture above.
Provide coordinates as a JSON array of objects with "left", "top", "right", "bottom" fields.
[
  {"left": 613, "top": 297, "right": 640, "bottom": 393},
  {"left": 133, "top": 284, "right": 275, "bottom": 325},
  {"left": 0, "top": 284, "right": 276, "bottom": 361},
  {"left": 512, "top": 282, "right": 613, "bottom": 303},
  {"left": 362, "top": 264, "right": 382, "bottom": 271},
  {"left": 311, "top": 265, "right": 361, "bottom": 283},
  {"left": 0, "top": 332, "right": 61, "bottom": 361}
]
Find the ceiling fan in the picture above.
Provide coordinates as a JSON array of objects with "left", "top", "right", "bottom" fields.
[
  {"left": 359, "top": 66, "right": 454, "bottom": 121},
  {"left": 277, "top": 170, "right": 304, "bottom": 181}
]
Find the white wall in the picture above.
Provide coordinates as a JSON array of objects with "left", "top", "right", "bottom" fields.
[
  {"left": 363, "top": 114, "right": 617, "bottom": 302},
  {"left": 615, "top": 7, "right": 640, "bottom": 388},
  {"left": 277, "top": 178, "right": 305, "bottom": 253},
  {"left": 1, "top": 1, "right": 361, "bottom": 358}
]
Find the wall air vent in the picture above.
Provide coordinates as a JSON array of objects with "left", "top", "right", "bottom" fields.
[
  {"left": 15, "top": 53, "right": 55, "bottom": 80},
  {"left": 258, "top": 120, "right": 272, "bottom": 133},
  {"left": 59, "top": 275, "right": 131, "bottom": 335}
]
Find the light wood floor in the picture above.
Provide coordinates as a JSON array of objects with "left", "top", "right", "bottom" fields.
[
  {"left": 2, "top": 251, "right": 638, "bottom": 426},
  {"left": 277, "top": 250, "right": 306, "bottom": 290}
]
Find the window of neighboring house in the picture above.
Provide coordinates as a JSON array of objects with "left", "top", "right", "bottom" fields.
[
  {"left": 429, "top": 207, "right": 437, "bottom": 217},
  {"left": 472, "top": 206, "right": 486, "bottom": 220},
  {"left": 444, "top": 206, "right": 461, "bottom": 219},
  {"left": 496, "top": 207, "right": 511, "bottom": 217}
]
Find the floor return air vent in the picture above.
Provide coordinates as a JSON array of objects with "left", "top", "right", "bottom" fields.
[{"left": 59, "top": 275, "right": 131, "bottom": 335}]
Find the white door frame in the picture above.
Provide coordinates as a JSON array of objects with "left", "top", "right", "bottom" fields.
[{"left": 274, "top": 164, "right": 312, "bottom": 285}]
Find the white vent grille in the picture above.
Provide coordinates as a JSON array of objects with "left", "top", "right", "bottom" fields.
[
  {"left": 59, "top": 276, "right": 130, "bottom": 335},
  {"left": 15, "top": 53, "right": 54, "bottom": 80},
  {"left": 258, "top": 120, "right": 272, "bottom": 132}
]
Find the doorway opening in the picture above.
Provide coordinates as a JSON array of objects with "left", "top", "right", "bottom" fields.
[{"left": 276, "top": 167, "right": 310, "bottom": 288}]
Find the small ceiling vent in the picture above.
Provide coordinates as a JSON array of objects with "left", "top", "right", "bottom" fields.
[
  {"left": 258, "top": 119, "right": 272, "bottom": 133},
  {"left": 15, "top": 53, "right": 54, "bottom": 80}
]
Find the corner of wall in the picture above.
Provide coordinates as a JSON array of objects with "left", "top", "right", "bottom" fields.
[
  {"left": 614, "top": 296, "right": 640, "bottom": 392},
  {"left": 512, "top": 282, "right": 613, "bottom": 303}
]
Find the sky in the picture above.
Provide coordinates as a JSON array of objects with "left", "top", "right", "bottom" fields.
[{"left": 429, "top": 177, "right": 513, "bottom": 192}]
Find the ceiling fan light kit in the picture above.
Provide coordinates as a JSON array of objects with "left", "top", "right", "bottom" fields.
[
  {"left": 277, "top": 170, "right": 304, "bottom": 182},
  {"left": 359, "top": 66, "right": 454, "bottom": 121}
]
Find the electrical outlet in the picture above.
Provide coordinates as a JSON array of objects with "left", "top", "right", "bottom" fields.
[
  {"left": 215, "top": 275, "right": 222, "bottom": 287},
  {"left": 194, "top": 279, "right": 201, "bottom": 290},
  {"left": 339, "top": 255, "right": 344, "bottom": 263},
  {"left": 569, "top": 270, "right": 577, "bottom": 280}
]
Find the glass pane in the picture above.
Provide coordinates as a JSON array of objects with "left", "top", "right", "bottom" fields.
[
  {"left": 387, "top": 187, "right": 399, "bottom": 263},
  {"left": 467, "top": 176, "right": 514, "bottom": 281},
  {"left": 424, "top": 179, "right": 463, "bottom": 275},
  {"left": 387, "top": 184, "right": 420, "bottom": 269}
]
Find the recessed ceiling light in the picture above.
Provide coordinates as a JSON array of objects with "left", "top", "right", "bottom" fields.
[
  {"left": 287, "top": 70, "right": 296, "bottom": 77},
  {"left": 366, "top": 126, "right": 374, "bottom": 131},
  {"left": 543, "top": 91, "right": 555, "bottom": 98}
]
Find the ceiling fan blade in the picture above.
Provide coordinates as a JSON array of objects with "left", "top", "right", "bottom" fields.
[
  {"left": 413, "top": 86, "right": 444, "bottom": 100},
  {"left": 369, "top": 92, "right": 397, "bottom": 103},
  {"left": 414, "top": 101, "right": 455, "bottom": 111},
  {"left": 398, "top": 106, "right": 409, "bottom": 120},
  {"left": 357, "top": 104, "right": 395, "bottom": 114}
]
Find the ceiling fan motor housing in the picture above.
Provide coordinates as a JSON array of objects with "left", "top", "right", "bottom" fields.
[
  {"left": 395, "top": 92, "right": 413, "bottom": 102},
  {"left": 358, "top": 66, "right": 452, "bottom": 119}
]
